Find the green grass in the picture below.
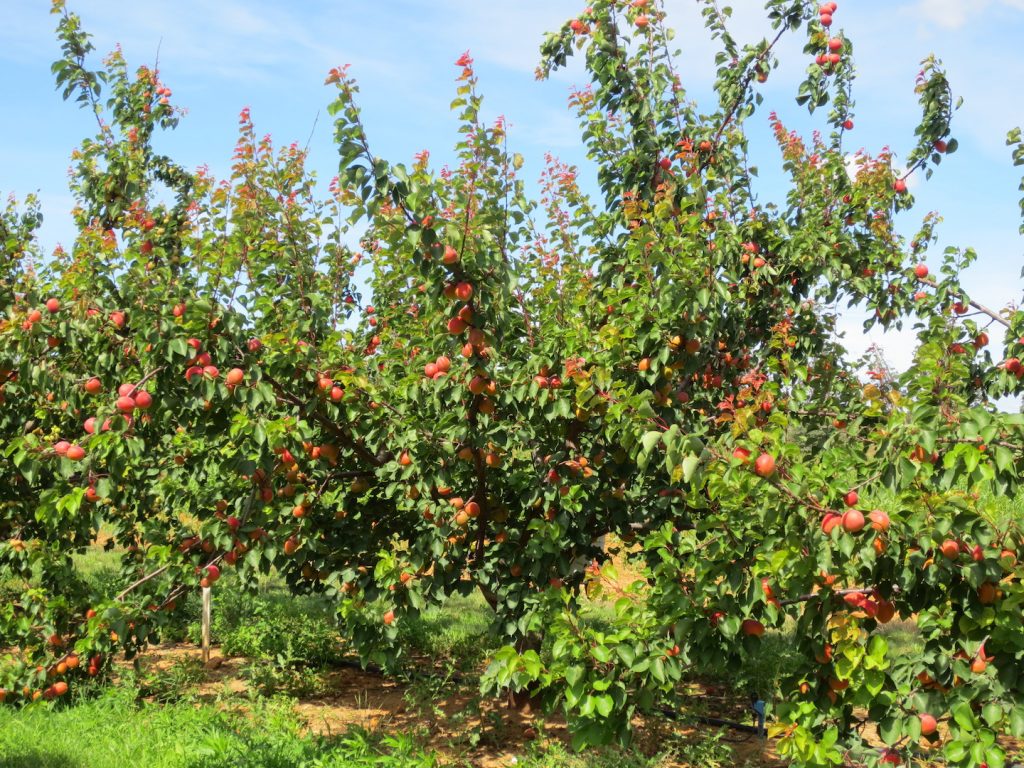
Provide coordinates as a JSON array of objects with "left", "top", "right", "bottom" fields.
[
  {"left": 189, "top": 581, "right": 344, "bottom": 666},
  {"left": 0, "top": 684, "right": 734, "bottom": 768},
  {"left": 0, "top": 687, "right": 440, "bottom": 768},
  {"left": 399, "top": 593, "right": 500, "bottom": 671}
]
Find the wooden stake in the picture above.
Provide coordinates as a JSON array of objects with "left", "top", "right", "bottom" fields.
[{"left": 201, "top": 585, "right": 211, "bottom": 665}]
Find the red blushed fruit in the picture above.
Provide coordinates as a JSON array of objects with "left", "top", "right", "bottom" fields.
[
  {"left": 843, "top": 119, "right": 853, "bottom": 130},
  {"left": 133, "top": 390, "right": 153, "bottom": 409},
  {"left": 226, "top": 368, "right": 245, "bottom": 386},
  {"left": 913, "top": 263, "right": 928, "bottom": 279},
  {"left": 435, "top": 356, "right": 451, "bottom": 373},
  {"left": 894, "top": 179, "right": 908, "bottom": 194},
  {"left": 203, "top": 564, "right": 221, "bottom": 583},
  {"left": 172, "top": 302, "right": 186, "bottom": 317},
  {"left": 933, "top": 139, "right": 947, "bottom": 153},
  {"left": 248, "top": 338, "right": 262, "bottom": 353},
  {"left": 45, "top": 298, "right": 60, "bottom": 313},
  {"left": 732, "top": 446, "right": 751, "bottom": 462},
  {"left": 442, "top": 245, "right": 459, "bottom": 265},
  {"left": 54, "top": 441, "right": 70, "bottom": 456},
  {"left": 821, "top": 512, "right": 842, "bottom": 535},
  {"left": 919, "top": 712, "right": 937, "bottom": 736},
  {"left": 115, "top": 395, "right": 136, "bottom": 413},
  {"left": 635, "top": 14, "right": 650, "bottom": 27},
  {"left": 740, "top": 619, "right": 764, "bottom": 637},
  {"left": 66, "top": 445, "right": 86, "bottom": 461},
  {"left": 1005, "top": 358, "right": 1023, "bottom": 375},
  {"left": 841, "top": 509, "right": 865, "bottom": 533},
  {"left": 940, "top": 539, "right": 960, "bottom": 559},
  {"left": 203, "top": 365, "right": 219, "bottom": 379},
  {"left": 424, "top": 362, "right": 438, "bottom": 378},
  {"left": 118, "top": 383, "right": 135, "bottom": 397},
  {"left": 454, "top": 282, "right": 473, "bottom": 301},
  {"left": 110, "top": 311, "right": 126, "bottom": 328},
  {"left": 383, "top": 610, "right": 395, "bottom": 625},
  {"left": 827, "top": 37, "right": 842, "bottom": 51},
  {"left": 753, "top": 453, "right": 776, "bottom": 477},
  {"left": 843, "top": 490, "right": 858, "bottom": 507},
  {"left": 868, "top": 509, "right": 890, "bottom": 532},
  {"left": 447, "top": 317, "right": 467, "bottom": 334},
  {"left": 875, "top": 599, "right": 895, "bottom": 623},
  {"left": 84, "top": 377, "right": 102, "bottom": 395}
]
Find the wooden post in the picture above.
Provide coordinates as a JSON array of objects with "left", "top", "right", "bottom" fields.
[{"left": 201, "top": 585, "right": 211, "bottom": 665}]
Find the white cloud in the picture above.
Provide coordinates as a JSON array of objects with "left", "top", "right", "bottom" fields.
[{"left": 911, "top": 0, "right": 1024, "bottom": 30}]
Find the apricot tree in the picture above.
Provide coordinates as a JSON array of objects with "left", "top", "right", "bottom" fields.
[{"left": 1, "top": 1, "right": 1023, "bottom": 765}]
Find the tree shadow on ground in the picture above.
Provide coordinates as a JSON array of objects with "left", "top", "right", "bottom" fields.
[{"left": 0, "top": 751, "right": 83, "bottom": 768}]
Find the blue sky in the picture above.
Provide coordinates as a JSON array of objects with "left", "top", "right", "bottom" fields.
[{"left": 2, "top": 0, "right": 1023, "bottom": 375}]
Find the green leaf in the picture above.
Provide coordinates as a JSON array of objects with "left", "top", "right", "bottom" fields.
[
  {"left": 952, "top": 701, "right": 975, "bottom": 731},
  {"left": 681, "top": 454, "right": 701, "bottom": 483},
  {"left": 641, "top": 431, "right": 663, "bottom": 455},
  {"left": 982, "top": 703, "right": 1003, "bottom": 727}
]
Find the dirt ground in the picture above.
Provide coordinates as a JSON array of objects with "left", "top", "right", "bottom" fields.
[{"left": 131, "top": 643, "right": 784, "bottom": 768}]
